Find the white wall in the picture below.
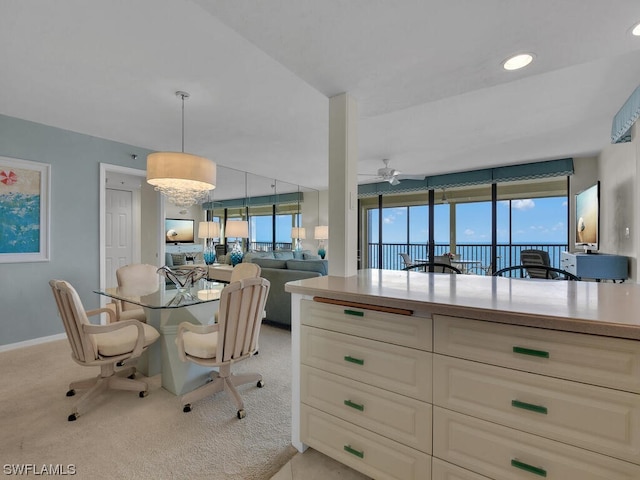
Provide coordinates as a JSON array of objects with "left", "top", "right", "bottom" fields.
[{"left": 598, "top": 136, "right": 637, "bottom": 280}]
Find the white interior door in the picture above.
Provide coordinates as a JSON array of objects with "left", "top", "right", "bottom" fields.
[{"left": 105, "top": 188, "right": 133, "bottom": 287}]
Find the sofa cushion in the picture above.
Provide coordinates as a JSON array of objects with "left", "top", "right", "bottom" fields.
[
  {"left": 251, "top": 257, "right": 287, "bottom": 270},
  {"left": 286, "top": 259, "right": 329, "bottom": 276},
  {"left": 303, "top": 252, "right": 320, "bottom": 260},
  {"left": 273, "top": 250, "right": 294, "bottom": 260}
]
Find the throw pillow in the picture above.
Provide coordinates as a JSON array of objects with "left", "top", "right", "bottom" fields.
[
  {"left": 303, "top": 252, "right": 320, "bottom": 260},
  {"left": 273, "top": 251, "right": 294, "bottom": 260}
]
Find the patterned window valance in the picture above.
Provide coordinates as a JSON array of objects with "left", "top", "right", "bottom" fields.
[
  {"left": 611, "top": 84, "right": 640, "bottom": 144},
  {"left": 357, "top": 158, "right": 574, "bottom": 198},
  {"left": 202, "top": 191, "right": 303, "bottom": 209}
]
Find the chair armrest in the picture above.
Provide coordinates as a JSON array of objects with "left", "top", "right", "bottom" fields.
[
  {"left": 175, "top": 322, "right": 219, "bottom": 362},
  {"left": 85, "top": 306, "right": 117, "bottom": 324},
  {"left": 83, "top": 319, "right": 146, "bottom": 358}
]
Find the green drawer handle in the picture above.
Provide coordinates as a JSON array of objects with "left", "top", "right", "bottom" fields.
[
  {"left": 344, "top": 355, "right": 364, "bottom": 365},
  {"left": 511, "top": 459, "right": 547, "bottom": 477},
  {"left": 513, "top": 346, "right": 549, "bottom": 359},
  {"left": 512, "top": 399, "right": 548, "bottom": 415},
  {"left": 344, "top": 445, "right": 364, "bottom": 459},
  {"left": 344, "top": 399, "right": 365, "bottom": 411},
  {"left": 344, "top": 309, "right": 364, "bottom": 317}
]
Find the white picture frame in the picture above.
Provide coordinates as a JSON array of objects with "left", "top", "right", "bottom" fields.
[{"left": 0, "top": 156, "right": 51, "bottom": 263}]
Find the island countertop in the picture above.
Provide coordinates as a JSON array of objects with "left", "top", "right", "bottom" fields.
[{"left": 285, "top": 269, "right": 640, "bottom": 340}]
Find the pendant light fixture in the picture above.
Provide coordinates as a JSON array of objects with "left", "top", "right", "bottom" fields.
[{"left": 147, "top": 91, "right": 217, "bottom": 207}]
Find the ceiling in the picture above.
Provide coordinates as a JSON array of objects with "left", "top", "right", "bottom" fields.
[{"left": 2, "top": 0, "right": 640, "bottom": 192}]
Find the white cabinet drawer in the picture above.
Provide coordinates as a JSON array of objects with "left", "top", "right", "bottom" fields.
[
  {"left": 434, "top": 315, "right": 640, "bottom": 393},
  {"left": 301, "top": 404, "right": 431, "bottom": 480},
  {"left": 432, "top": 458, "right": 492, "bottom": 480},
  {"left": 301, "top": 299, "right": 432, "bottom": 351},
  {"left": 433, "top": 407, "right": 640, "bottom": 480},
  {"left": 301, "top": 325, "right": 432, "bottom": 402},
  {"left": 433, "top": 354, "right": 640, "bottom": 464},
  {"left": 301, "top": 365, "right": 432, "bottom": 453}
]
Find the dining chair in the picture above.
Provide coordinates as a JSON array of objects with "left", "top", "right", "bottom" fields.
[
  {"left": 520, "top": 249, "right": 558, "bottom": 279},
  {"left": 403, "top": 262, "right": 462, "bottom": 274},
  {"left": 49, "top": 279, "right": 160, "bottom": 421},
  {"left": 230, "top": 262, "right": 261, "bottom": 282},
  {"left": 175, "top": 277, "right": 271, "bottom": 419},
  {"left": 493, "top": 265, "right": 579, "bottom": 280},
  {"left": 114, "top": 263, "right": 161, "bottom": 322}
]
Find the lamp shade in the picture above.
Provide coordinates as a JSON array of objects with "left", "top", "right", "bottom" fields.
[
  {"left": 147, "top": 152, "right": 217, "bottom": 206},
  {"left": 314, "top": 225, "right": 329, "bottom": 240},
  {"left": 225, "top": 220, "right": 249, "bottom": 238},
  {"left": 198, "top": 221, "right": 220, "bottom": 239},
  {"left": 291, "top": 227, "right": 306, "bottom": 239}
]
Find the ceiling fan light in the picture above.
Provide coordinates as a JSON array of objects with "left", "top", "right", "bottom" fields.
[{"left": 632, "top": 22, "right": 640, "bottom": 36}]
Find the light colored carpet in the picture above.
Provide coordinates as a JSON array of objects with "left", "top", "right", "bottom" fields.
[{"left": 0, "top": 323, "right": 297, "bottom": 479}]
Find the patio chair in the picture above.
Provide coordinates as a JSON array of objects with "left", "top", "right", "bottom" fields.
[{"left": 399, "top": 253, "right": 415, "bottom": 268}]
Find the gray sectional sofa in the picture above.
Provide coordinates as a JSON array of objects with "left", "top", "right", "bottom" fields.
[{"left": 243, "top": 251, "right": 328, "bottom": 328}]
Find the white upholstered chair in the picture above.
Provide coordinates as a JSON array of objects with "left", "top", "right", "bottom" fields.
[
  {"left": 49, "top": 279, "right": 160, "bottom": 421},
  {"left": 113, "top": 263, "right": 161, "bottom": 322},
  {"left": 175, "top": 277, "right": 270, "bottom": 419}
]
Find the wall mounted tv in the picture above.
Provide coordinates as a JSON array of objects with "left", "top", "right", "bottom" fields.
[
  {"left": 575, "top": 181, "right": 599, "bottom": 253},
  {"left": 165, "top": 218, "right": 195, "bottom": 244}
]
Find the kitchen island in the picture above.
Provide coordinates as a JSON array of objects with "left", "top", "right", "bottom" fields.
[{"left": 285, "top": 269, "right": 640, "bottom": 480}]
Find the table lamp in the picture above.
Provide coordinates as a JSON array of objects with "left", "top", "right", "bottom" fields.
[
  {"left": 291, "top": 227, "right": 306, "bottom": 251},
  {"left": 314, "top": 225, "right": 328, "bottom": 259},
  {"left": 198, "top": 221, "right": 220, "bottom": 265},
  {"left": 225, "top": 220, "right": 249, "bottom": 266}
]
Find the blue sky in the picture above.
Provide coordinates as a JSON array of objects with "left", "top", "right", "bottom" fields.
[{"left": 369, "top": 196, "right": 568, "bottom": 245}]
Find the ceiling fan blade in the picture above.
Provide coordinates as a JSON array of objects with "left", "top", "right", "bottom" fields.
[
  {"left": 390, "top": 177, "right": 400, "bottom": 186},
  {"left": 397, "top": 174, "right": 425, "bottom": 181}
]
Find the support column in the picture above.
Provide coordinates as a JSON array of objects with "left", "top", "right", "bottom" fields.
[{"left": 328, "top": 93, "right": 358, "bottom": 276}]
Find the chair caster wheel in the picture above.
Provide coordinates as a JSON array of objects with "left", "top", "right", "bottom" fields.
[
  {"left": 237, "top": 409, "right": 246, "bottom": 419},
  {"left": 66, "top": 389, "right": 75, "bottom": 397},
  {"left": 139, "top": 391, "right": 148, "bottom": 398},
  {"left": 183, "top": 404, "right": 192, "bottom": 413},
  {"left": 68, "top": 413, "right": 77, "bottom": 422},
  {"left": 257, "top": 380, "right": 265, "bottom": 388}
]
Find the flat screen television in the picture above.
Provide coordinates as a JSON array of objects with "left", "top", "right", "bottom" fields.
[
  {"left": 165, "top": 218, "right": 195, "bottom": 244},
  {"left": 575, "top": 181, "right": 599, "bottom": 253}
]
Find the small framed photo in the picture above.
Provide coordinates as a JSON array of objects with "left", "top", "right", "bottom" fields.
[{"left": 0, "top": 156, "right": 51, "bottom": 263}]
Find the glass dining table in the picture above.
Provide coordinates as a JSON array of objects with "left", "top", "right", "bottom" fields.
[{"left": 94, "top": 280, "right": 225, "bottom": 395}]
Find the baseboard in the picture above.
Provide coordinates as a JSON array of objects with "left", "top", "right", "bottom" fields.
[{"left": 0, "top": 333, "right": 66, "bottom": 353}]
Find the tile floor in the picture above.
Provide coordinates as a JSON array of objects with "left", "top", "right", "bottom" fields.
[{"left": 271, "top": 448, "right": 371, "bottom": 480}]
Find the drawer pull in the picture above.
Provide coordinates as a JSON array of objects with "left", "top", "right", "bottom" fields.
[
  {"left": 513, "top": 346, "right": 549, "bottom": 359},
  {"left": 344, "top": 399, "right": 364, "bottom": 411},
  {"left": 344, "top": 309, "right": 364, "bottom": 317},
  {"left": 344, "top": 355, "right": 364, "bottom": 365},
  {"left": 511, "top": 400, "right": 548, "bottom": 415},
  {"left": 344, "top": 445, "right": 364, "bottom": 459},
  {"left": 511, "top": 459, "right": 547, "bottom": 477}
]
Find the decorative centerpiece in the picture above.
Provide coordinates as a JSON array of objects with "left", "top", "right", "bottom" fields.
[{"left": 157, "top": 266, "right": 207, "bottom": 305}]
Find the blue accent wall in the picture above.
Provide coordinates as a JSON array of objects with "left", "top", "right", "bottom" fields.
[{"left": 0, "top": 115, "right": 152, "bottom": 346}]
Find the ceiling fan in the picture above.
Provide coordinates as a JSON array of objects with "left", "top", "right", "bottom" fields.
[{"left": 360, "top": 159, "right": 425, "bottom": 186}]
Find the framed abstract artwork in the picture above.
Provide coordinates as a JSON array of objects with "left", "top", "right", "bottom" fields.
[{"left": 0, "top": 156, "right": 51, "bottom": 263}]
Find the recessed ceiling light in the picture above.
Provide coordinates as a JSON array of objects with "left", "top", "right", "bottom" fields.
[
  {"left": 503, "top": 53, "right": 534, "bottom": 71},
  {"left": 632, "top": 22, "right": 640, "bottom": 36}
]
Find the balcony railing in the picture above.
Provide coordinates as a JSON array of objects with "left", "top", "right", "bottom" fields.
[
  {"left": 249, "top": 241, "right": 293, "bottom": 252},
  {"left": 366, "top": 243, "right": 569, "bottom": 274}
]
